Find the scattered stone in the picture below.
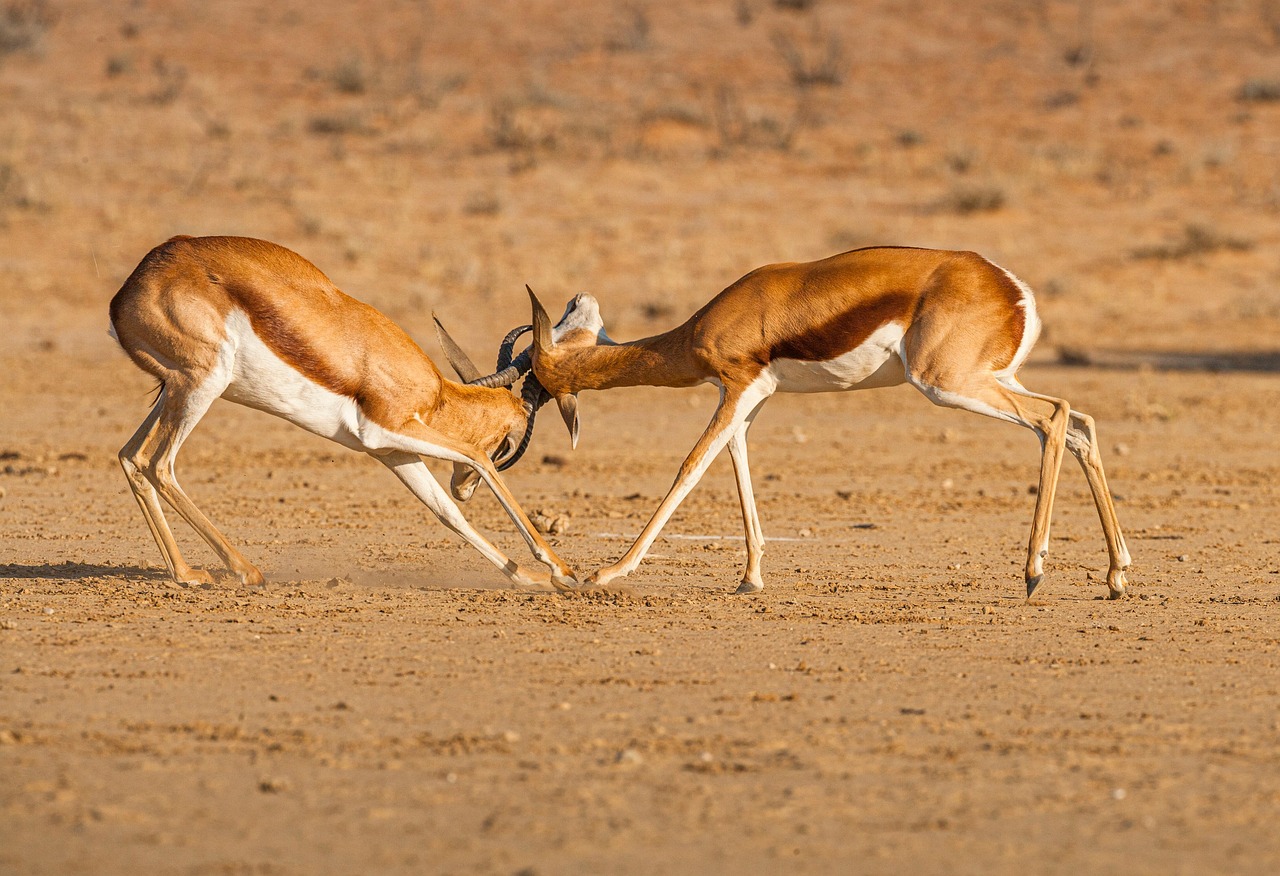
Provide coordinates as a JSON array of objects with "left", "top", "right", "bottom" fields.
[{"left": 258, "top": 777, "right": 289, "bottom": 794}]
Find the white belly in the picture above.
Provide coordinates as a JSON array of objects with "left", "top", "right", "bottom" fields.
[
  {"left": 219, "top": 311, "right": 367, "bottom": 450},
  {"left": 769, "top": 322, "right": 907, "bottom": 393}
]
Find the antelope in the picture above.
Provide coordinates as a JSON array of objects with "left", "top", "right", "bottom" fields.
[
  {"left": 488, "top": 246, "right": 1132, "bottom": 598},
  {"left": 108, "top": 235, "right": 575, "bottom": 591}
]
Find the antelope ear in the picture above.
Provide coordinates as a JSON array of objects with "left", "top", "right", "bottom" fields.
[
  {"left": 528, "top": 285, "right": 554, "bottom": 355},
  {"left": 432, "top": 314, "right": 482, "bottom": 383},
  {"left": 556, "top": 393, "right": 580, "bottom": 450}
]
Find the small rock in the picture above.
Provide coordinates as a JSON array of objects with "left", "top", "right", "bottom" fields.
[
  {"left": 530, "top": 509, "right": 570, "bottom": 535},
  {"left": 615, "top": 748, "right": 644, "bottom": 766}
]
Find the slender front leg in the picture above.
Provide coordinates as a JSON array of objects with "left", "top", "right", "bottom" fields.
[
  {"left": 727, "top": 417, "right": 766, "bottom": 594},
  {"left": 373, "top": 421, "right": 577, "bottom": 589},
  {"left": 591, "top": 382, "right": 769, "bottom": 587},
  {"left": 378, "top": 452, "right": 560, "bottom": 590}
]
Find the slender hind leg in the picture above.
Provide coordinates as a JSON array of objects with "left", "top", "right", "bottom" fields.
[
  {"left": 134, "top": 379, "right": 264, "bottom": 586},
  {"left": 119, "top": 388, "right": 213, "bottom": 585},
  {"left": 1065, "top": 410, "right": 1131, "bottom": 597},
  {"left": 727, "top": 403, "right": 767, "bottom": 594},
  {"left": 908, "top": 376, "right": 1070, "bottom": 597},
  {"left": 1002, "top": 383, "right": 1131, "bottom": 598}
]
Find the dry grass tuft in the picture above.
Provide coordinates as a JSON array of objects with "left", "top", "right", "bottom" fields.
[
  {"left": 771, "top": 24, "right": 844, "bottom": 88},
  {"left": 0, "top": 0, "right": 56, "bottom": 58},
  {"left": 934, "top": 184, "right": 1006, "bottom": 215},
  {"left": 1130, "top": 223, "right": 1253, "bottom": 260}
]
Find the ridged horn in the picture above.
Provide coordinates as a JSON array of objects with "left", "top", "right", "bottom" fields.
[
  {"left": 432, "top": 315, "right": 482, "bottom": 383},
  {"left": 496, "top": 325, "right": 532, "bottom": 370},
  {"left": 528, "top": 285, "right": 553, "bottom": 355},
  {"left": 495, "top": 373, "right": 552, "bottom": 472}
]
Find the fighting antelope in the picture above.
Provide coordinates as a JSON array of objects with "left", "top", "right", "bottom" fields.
[
  {"left": 496, "top": 246, "right": 1131, "bottom": 598},
  {"left": 109, "top": 235, "right": 575, "bottom": 590}
]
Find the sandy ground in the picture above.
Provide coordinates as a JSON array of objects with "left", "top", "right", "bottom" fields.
[{"left": 3, "top": 1, "right": 1280, "bottom": 873}]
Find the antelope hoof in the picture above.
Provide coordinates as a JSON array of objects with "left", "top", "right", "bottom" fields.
[
  {"left": 586, "top": 565, "right": 623, "bottom": 588},
  {"left": 512, "top": 567, "right": 559, "bottom": 591},
  {"left": 237, "top": 566, "right": 265, "bottom": 587},
  {"left": 551, "top": 571, "right": 579, "bottom": 593},
  {"left": 1025, "top": 574, "right": 1043, "bottom": 598},
  {"left": 735, "top": 579, "right": 764, "bottom": 595},
  {"left": 176, "top": 567, "right": 215, "bottom": 587},
  {"left": 1107, "top": 569, "right": 1128, "bottom": 600}
]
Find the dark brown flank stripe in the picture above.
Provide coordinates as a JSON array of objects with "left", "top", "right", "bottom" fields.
[
  {"left": 223, "top": 282, "right": 365, "bottom": 403},
  {"left": 768, "top": 291, "right": 916, "bottom": 364}
]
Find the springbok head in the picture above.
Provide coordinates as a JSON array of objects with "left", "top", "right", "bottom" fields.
[
  {"left": 525, "top": 287, "right": 613, "bottom": 451},
  {"left": 432, "top": 315, "right": 562, "bottom": 501}
]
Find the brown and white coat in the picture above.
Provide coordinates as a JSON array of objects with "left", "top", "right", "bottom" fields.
[
  {"left": 525, "top": 246, "right": 1131, "bottom": 597},
  {"left": 110, "top": 235, "right": 575, "bottom": 590}
]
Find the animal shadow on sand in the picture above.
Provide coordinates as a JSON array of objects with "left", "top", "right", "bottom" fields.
[{"left": 0, "top": 562, "right": 170, "bottom": 582}]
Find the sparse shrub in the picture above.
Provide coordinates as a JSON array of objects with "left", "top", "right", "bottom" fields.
[
  {"left": 772, "top": 25, "right": 844, "bottom": 88},
  {"left": 775, "top": 0, "right": 818, "bottom": 10},
  {"left": 487, "top": 102, "right": 537, "bottom": 151},
  {"left": 0, "top": 161, "right": 31, "bottom": 209},
  {"left": 104, "top": 54, "right": 131, "bottom": 77},
  {"left": 1237, "top": 78, "right": 1280, "bottom": 103},
  {"left": 605, "top": 3, "right": 651, "bottom": 53},
  {"left": 147, "top": 58, "right": 187, "bottom": 105},
  {"left": 896, "top": 130, "right": 924, "bottom": 148},
  {"left": 1131, "top": 224, "right": 1253, "bottom": 260},
  {"left": 711, "top": 85, "right": 805, "bottom": 153},
  {"left": 640, "top": 301, "right": 674, "bottom": 321},
  {"left": 329, "top": 56, "right": 368, "bottom": 95},
  {"left": 1043, "top": 90, "right": 1080, "bottom": 110},
  {"left": 0, "top": 0, "right": 56, "bottom": 58},
  {"left": 936, "top": 184, "right": 1006, "bottom": 214},
  {"left": 946, "top": 146, "right": 975, "bottom": 174},
  {"left": 308, "top": 113, "right": 367, "bottom": 136},
  {"left": 462, "top": 192, "right": 501, "bottom": 216}
]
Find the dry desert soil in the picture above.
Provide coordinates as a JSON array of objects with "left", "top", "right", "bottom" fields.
[{"left": 2, "top": 2, "right": 1279, "bottom": 874}]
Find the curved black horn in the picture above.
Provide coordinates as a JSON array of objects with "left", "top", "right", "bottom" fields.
[
  {"left": 468, "top": 365, "right": 521, "bottom": 388},
  {"left": 496, "top": 373, "right": 552, "bottom": 471},
  {"left": 496, "top": 325, "right": 532, "bottom": 370},
  {"left": 466, "top": 329, "right": 535, "bottom": 389}
]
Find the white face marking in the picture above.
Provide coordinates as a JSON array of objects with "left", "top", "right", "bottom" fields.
[
  {"left": 553, "top": 293, "right": 612, "bottom": 344},
  {"left": 219, "top": 310, "right": 366, "bottom": 451},
  {"left": 768, "top": 322, "right": 907, "bottom": 393}
]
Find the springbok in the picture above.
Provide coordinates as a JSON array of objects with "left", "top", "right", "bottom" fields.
[
  {"left": 488, "top": 246, "right": 1131, "bottom": 598},
  {"left": 109, "top": 235, "right": 575, "bottom": 590}
]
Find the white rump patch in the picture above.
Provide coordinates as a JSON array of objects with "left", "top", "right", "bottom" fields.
[
  {"left": 993, "top": 264, "right": 1042, "bottom": 379},
  {"left": 769, "top": 322, "right": 907, "bottom": 393}
]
